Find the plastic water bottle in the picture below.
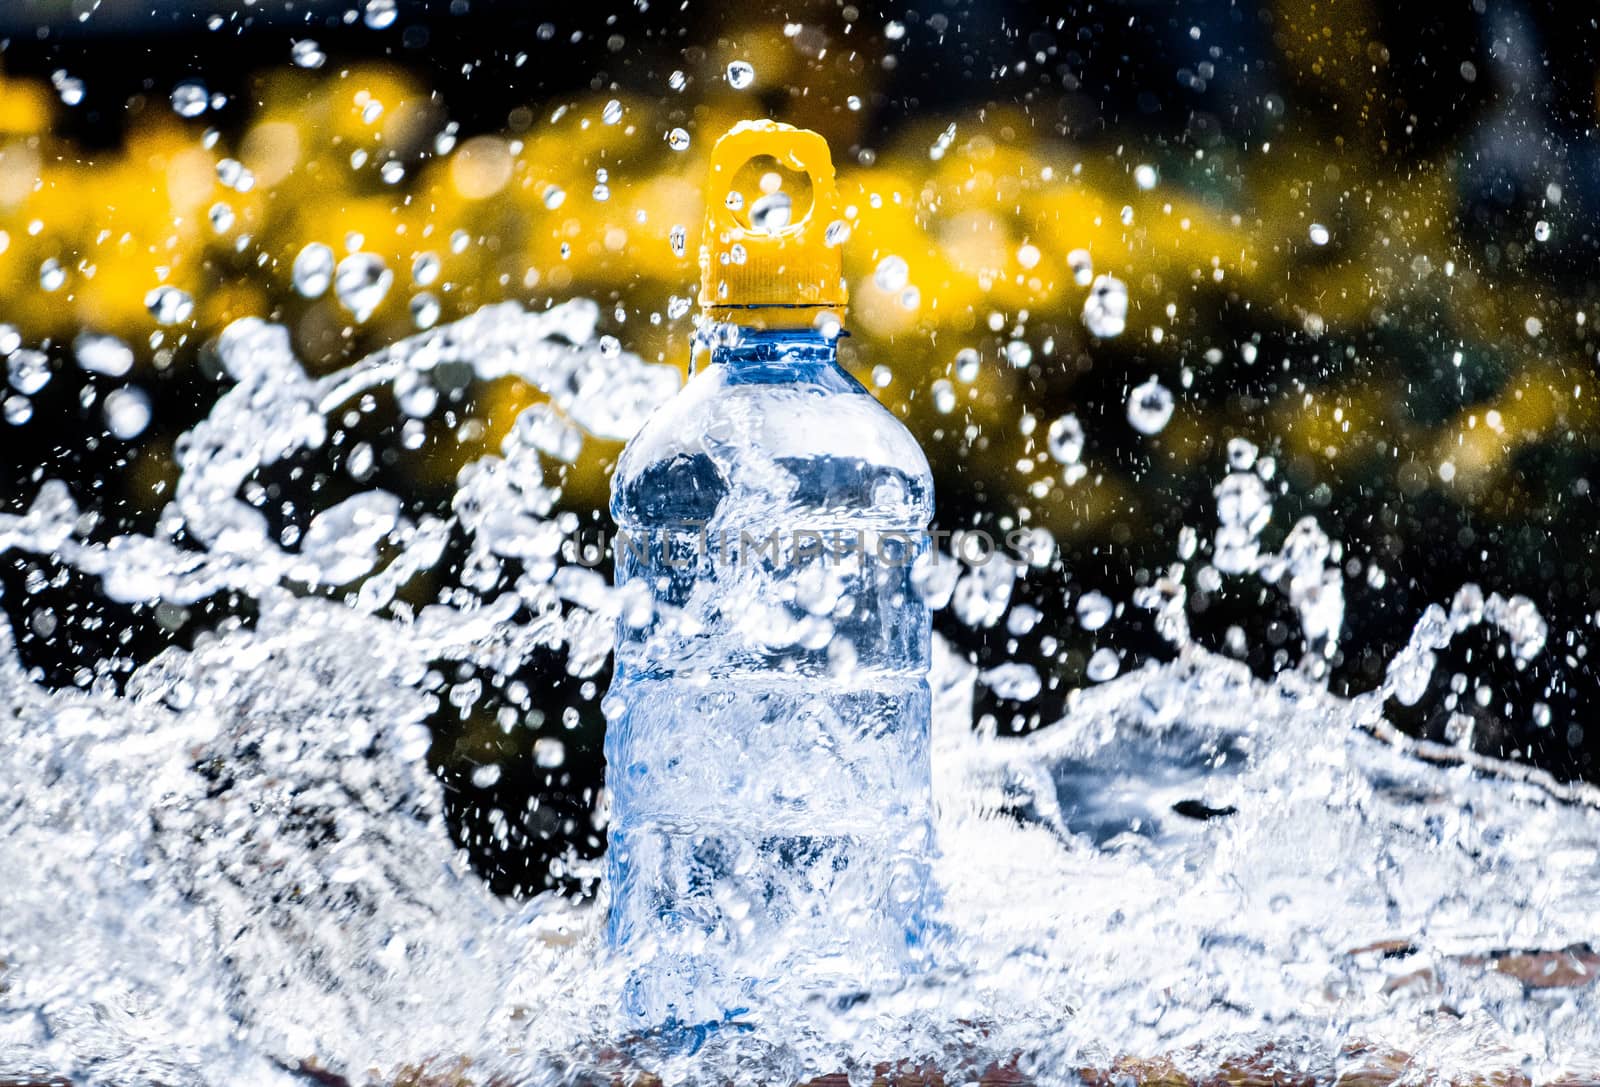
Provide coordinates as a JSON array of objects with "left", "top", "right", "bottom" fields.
[{"left": 602, "top": 121, "right": 936, "bottom": 1024}]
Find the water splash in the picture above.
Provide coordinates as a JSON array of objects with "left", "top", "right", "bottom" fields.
[{"left": 1, "top": 302, "right": 1597, "bottom": 1086}]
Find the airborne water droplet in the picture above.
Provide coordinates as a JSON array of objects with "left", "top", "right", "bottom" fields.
[
  {"left": 954, "top": 347, "right": 980, "bottom": 383},
  {"left": 7, "top": 350, "right": 51, "bottom": 396},
  {"left": 334, "top": 254, "right": 394, "bottom": 322},
  {"left": 726, "top": 60, "right": 755, "bottom": 89},
  {"left": 1126, "top": 376, "right": 1174, "bottom": 435},
  {"left": 144, "top": 285, "right": 194, "bottom": 326},
  {"left": 292, "top": 243, "right": 336, "bottom": 298},
  {"left": 103, "top": 386, "right": 151, "bottom": 440},
  {"left": 668, "top": 224, "right": 687, "bottom": 258},
  {"left": 932, "top": 379, "right": 956, "bottom": 414},
  {"left": 362, "top": 0, "right": 397, "bottom": 30},
  {"left": 291, "top": 39, "right": 326, "bottom": 69},
  {"left": 411, "top": 252, "right": 440, "bottom": 287},
  {"left": 208, "top": 202, "right": 235, "bottom": 233},
  {"left": 666, "top": 127, "right": 690, "bottom": 151},
  {"left": 602, "top": 99, "right": 623, "bottom": 125},
  {"left": 38, "top": 259, "right": 66, "bottom": 293},
  {"left": 1308, "top": 223, "right": 1330, "bottom": 246},
  {"left": 1082, "top": 273, "right": 1128, "bottom": 338},
  {"left": 171, "top": 81, "right": 209, "bottom": 118},
  {"left": 874, "top": 255, "right": 909, "bottom": 292},
  {"left": 410, "top": 293, "right": 440, "bottom": 330},
  {"left": 1133, "top": 164, "right": 1158, "bottom": 190},
  {"left": 74, "top": 334, "right": 133, "bottom": 377},
  {"left": 1046, "top": 413, "right": 1085, "bottom": 465},
  {"left": 1086, "top": 646, "right": 1121, "bottom": 682},
  {"left": 749, "top": 192, "right": 793, "bottom": 232}
]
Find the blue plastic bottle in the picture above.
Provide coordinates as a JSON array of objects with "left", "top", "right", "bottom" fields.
[{"left": 602, "top": 121, "right": 935, "bottom": 1024}]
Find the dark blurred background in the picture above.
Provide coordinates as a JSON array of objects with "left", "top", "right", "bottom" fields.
[{"left": 2, "top": 0, "right": 1598, "bottom": 897}]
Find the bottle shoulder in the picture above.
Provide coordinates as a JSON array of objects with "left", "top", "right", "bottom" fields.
[{"left": 612, "top": 360, "right": 933, "bottom": 527}]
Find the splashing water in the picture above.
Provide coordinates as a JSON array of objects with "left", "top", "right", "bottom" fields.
[{"left": 2, "top": 301, "right": 1598, "bottom": 1086}]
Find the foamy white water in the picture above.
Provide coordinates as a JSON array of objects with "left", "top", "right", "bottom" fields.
[{"left": 1, "top": 303, "right": 1597, "bottom": 1086}]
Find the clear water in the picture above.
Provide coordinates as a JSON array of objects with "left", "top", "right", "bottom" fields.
[
  {"left": 1, "top": 303, "right": 1598, "bottom": 1086},
  {"left": 603, "top": 327, "right": 937, "bottom": 1024}
]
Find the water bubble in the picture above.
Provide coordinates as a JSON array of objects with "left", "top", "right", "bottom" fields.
[
  {"left": 666, "top": 127, "right": 691, "bottom": 152},
  {"left": 103, "top": 386, "right": 152, "bottom": 440},
  {"left": 334, "top": 253, "right": 394, "bottom": 322},
  {"left": 1077, "top": 591, "right": 1113, "bottom": 631},
  {"left": 171, "top": 81, "right": 209, "bottom": 118},
  {"left": 954, "top": 348, "right": 980, "bottom": 383},
  {"left": 291, "top": 39, "right": 327, "bottom": 68},
  {"left": 1133, "top": 164, "right": 1158, "bottom": 190},
  {"left": 668, "top": 224, "right": 687, "bottom": 258},
  {"left": 1083, "top": 274, "right": 1128, "bottom": 338},
  {"left": 1086, "top": 646, "right": 1121, "bottom": 682},
  {"left": 749, "top": 192, "right": 793, "bottom": 232},
  {"left": 362, "top": 0, "right": 397, "bottom": 30},
  {"left": 1308, "top": 223, "right": 1330, "bottom": 246},
  {"left": 932, "top": 379, "right": 956, "bottom": 414},
  {"left": 1534, "top": 220, "right": 1551, "bottom": 242},
  {"left": 411, "top": 252, "right": 440, "bottom": 287},
  {"left": 74, "top": 333, "right": 134, "bottom": 377},
  {"left": 726, "top": 60, "right": 755, "bottom": 89},
  {"left": 208, "top": 202, "right": 235, "bottom": 233},
  {"left": 1126, "top": 376, "right": 1174, "bottom": 435},
  {"left": 602, "top": 99, "right": 623, "bottom": 125},
  {"left": 292, "top": 243, "right": 336, "bottom": 298},
  {"left": 1046, "top": 414, "right": 1085, "bottom": 465},
  {"left": 7, "top": 350, "right": 51, "bottom": 396},
  {"left": 1067, "top": 248, "right": 1093, "bottom": 286},
  {"left": 874, "top": 255, "right": 909, "bottom": 292},
  {"left": 38, "top": 259, "right": 66, "bottom": 293},
  {"left": 409, "top": 292, "right": 440, "bottom": 330},
  {"left": 144, "top": 285, "right": 194, "bottom": 325}
]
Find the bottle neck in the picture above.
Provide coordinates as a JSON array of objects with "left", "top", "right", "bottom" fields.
[{"left": 706, "top": 323, "right": 840, "bottom": 369}]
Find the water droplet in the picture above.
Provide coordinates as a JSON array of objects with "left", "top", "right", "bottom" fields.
[
  {"left": 542, "top": 185, "right": 566, "bottom": 211},
  {"left": 74, "top": 334, "right": 133, "bottom": 377},
  {"left": 362, "top": 0, "right": 397, "bottom": 30},
  {"left": 723, "top": 190, "right": 744, "bottom": 212},
  {"left": 824, "top": 219, "right": 851, "bottom": 247},
  {"left": 1016, "top": 243, "right": 1041, "bottom": 270},
  {"left": 1126, "top": 376, "right": 1174, "bottom": 435},
  {"left": 435, "top": 121, "right": 459, "bottom": 156},
  {"left": 666, "top": 296, "right": 691, "bottom": 319},
  {"left": 291, "top": 39, "right": 326, "bottom": 68},
  {"left": 954, "top": 347, "right": 980, "bottom": 383},
  {"left": 7, "top": 350, "right": 51, "bottom": 395},
  {"left": 726, "top": 60, "right": 755, "bottom": 89},
  {"left": 409, "top": 292, "right": 440, "bottom": 330},
  {"left": 292, "top": 243, "right": 336, "bottom": 298},
  {"left": 1226, "top": 437, "right": 1258, "bottom": 471},
  {"left": 380, "top": 160, "right": 406, "bottom": 185},
  {"left": 1133, "top": 163, "right": 1158, "bottom": 190},
  {"left": 668, "top": 224, "right": 687, "bottom": 258},
  {"left": 1067, "top": 248, "right": 1093, "bottom": 286},
  {"left": 874, "top": 255, "right": 909, "bottom": 292},
  {"left": 668, "top": 70, "right": 687, "bottom": 91},
  {"left": 602, "top": 99, "right": 623, "bottom": 125},
  {"left": 980, "top": 662, "right": 1042, "bottom": 701},
  {"left": 171, "top": 81, "right": 209, "bottom": 118},
  {"left": 334, "top": 253, "right": 393, "bottom": 322},
  {"left": 666, "top": 127, "right": 690, "bottom": 152},
  {"left": 592, "top": 182, "right": 610, "bottom": 202},
  {"left": 1004, "top": 340, "right": 1033, "bottom": 368},
  {"left": 749, "top": 191, "right": 793, "bottom": 232},
  {"left": 406, "top": 254, "right": 438, "bottom": 289},
  {"left": 103, "top": 386, "right": 151, "bottom": 440},
  {"left": 1308, "top": 223, "right": 1330, "bottom": 246},
  {"left": 38, "top": 259, "right": 66, "bottom": 293},
  {"left": 208, "top": 201, "right": 235, "bottom": 233},
  {"left": 52, "top": 71, "right": 85, "bottom": 106},
  {"left": 884, "top": 20, "right": 906, "bottom": 39},
  {"left": 1077, "top": 591, "right": 1114, "bottom": 631},
  {"left": 932, "top": 379, "right": 956, "bottom": 413},
  {"left": 533, "top": 736, "right": 566, "bottom": 768},
  {"left": 144, "top": 285, "right": 194, "bottom": 326},
  {"left": 1534, "top": 220, "right": 1551, "bottom": 242},
  {"left": 1082, "top": 273, "right": 1129, "bottom": 338},
  {"left": 1047, "top": 413, "right": 1085, "bottom": 465},
  {"left": 1086, "top": 646, "right": 1121, "bottom": 682},
  {"left": 3, "top": 394, "right": 31, "bottom": 425},
  {"left": 216, "top": 158, "right": 255, "bottom": 192}
]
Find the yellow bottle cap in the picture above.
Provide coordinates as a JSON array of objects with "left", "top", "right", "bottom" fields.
[{"left": 698, "top": 120, "right": 848, "bottom": 314}]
